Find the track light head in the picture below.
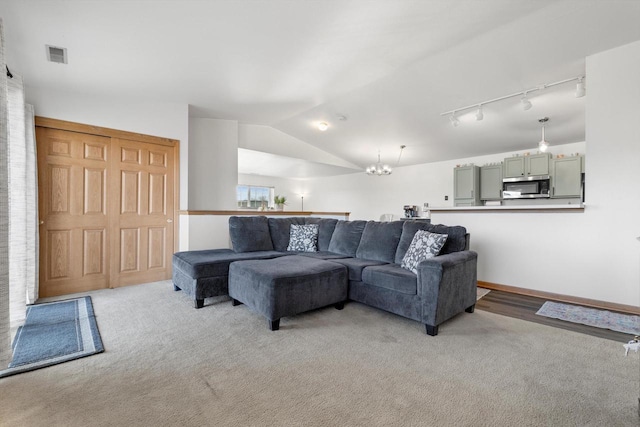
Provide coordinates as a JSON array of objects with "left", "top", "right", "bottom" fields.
[
  {"left": 475, "top": 105, "right": 484, "bottom": 121},
  {"left": 521, "top": 95, "right": 532, "bottom": 111},
  {"left": 450, "top": 112, "right": 459, "bottom": 127},
  {"left": 575, "top": 77, "right": 586, "bottom": 98}
]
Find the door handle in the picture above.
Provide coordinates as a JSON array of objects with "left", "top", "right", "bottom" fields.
[
  {"left": 167, "top": 219, "right": 173, "bottom": 223},
  {"left": 39, "top": 220, "right": 44, "bottom": 225}
]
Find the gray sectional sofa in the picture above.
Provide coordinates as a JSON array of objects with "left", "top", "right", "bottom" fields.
[{"left": 172, "top": 216, "right": 478, "bottom": 336}]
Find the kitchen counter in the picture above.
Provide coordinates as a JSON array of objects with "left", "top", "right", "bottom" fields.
[{"left": 429, "top": 204, "right": 584, "bottom": 213}]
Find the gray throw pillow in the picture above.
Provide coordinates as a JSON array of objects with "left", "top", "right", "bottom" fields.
[
  {"left": 401, "top": 230, "right": 448, "bottom": 274},
  {"left": 287, "top": 224, "right": 319, "bottom": 252}
]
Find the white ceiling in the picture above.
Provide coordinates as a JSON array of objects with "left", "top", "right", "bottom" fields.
[{"left": 2, "top": 0, "right": 640, "bottom": 175}]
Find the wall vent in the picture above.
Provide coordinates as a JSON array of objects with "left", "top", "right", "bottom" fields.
[{"left": 46, "top": 45, "right": 67, "bottom": 64}]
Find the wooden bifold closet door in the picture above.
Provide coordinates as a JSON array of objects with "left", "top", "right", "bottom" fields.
[{"left": 36, "top": 119, "right": 178, "bottom": 297}]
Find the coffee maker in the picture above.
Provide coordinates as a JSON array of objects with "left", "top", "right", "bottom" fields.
[{"left": 403, "top": 205, "right": 418, "bottom": 218}]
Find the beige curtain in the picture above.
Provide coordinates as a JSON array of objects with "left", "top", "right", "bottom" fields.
[
  {"left": 0, "top": 18, "right": 39, "bottom": 367},
  {"left": 8, "top": 76, "right": 38, "bottom": 330},
  {"left": 0, "top": 18, "right": 11, "bottom": 367}
]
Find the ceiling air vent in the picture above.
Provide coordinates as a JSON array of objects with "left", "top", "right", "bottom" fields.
[{"left": 46, "top": 45, "right": 67, "bottom": 64}]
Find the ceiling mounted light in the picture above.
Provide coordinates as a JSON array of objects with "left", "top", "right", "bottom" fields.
[
  {"left": 521, "top": 92, "right": 532, "bottom": 110},
  {"left": 317, "top": 122, "right": 329, "bottom": 131},
  {"left": 366, "top": 150, "right": 392, "bottom": 176},
  {"left": 475, "top": 105, "right": 484, "bottom": 121},
  {"left": 575, "top": 77, "right": 586, "bottom": 98},
  {"left": 450, "top": 112, "right": 459, "bottom": 127},
  {"left": 538, "top": 117, "right": 550, "bottom": 152}
]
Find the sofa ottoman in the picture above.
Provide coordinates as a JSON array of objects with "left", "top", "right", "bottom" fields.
[
  {"left": 228, "top": 255, "right": 348, "bottom": 330},
  {"left": 172, "top": 249, "right": 285, "bottom": 308}
]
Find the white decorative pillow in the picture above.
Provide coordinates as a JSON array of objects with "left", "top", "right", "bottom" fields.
[
  {"left": 401, "top": 230, "right": 448, "bottom": 274},
  {"left": 287, "top": 224, "right": 319, "bottom": 252}
]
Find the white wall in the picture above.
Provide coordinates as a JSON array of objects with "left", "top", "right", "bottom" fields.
[
  {"left": 188, "top": 118, "right": 238, "bottom": 210},
  {"left": 26, "top": 87, "right": 190, "bottom": 209},
  {"left": 584, "top": 39, "right": 640, "bottom": 307}
]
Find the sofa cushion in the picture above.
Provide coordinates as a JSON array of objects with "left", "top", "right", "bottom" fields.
[
  {"left": 427, "top": 224, "right": 467, "bottom": 254},
  {"left": 401, "top": 230, "right": 448, "bottom": 274},
  {"left": 172, "top": 249, "right": 284, "bottom": 279},
  {"left": 297, "top": 251, "right": 351, "bottom": 260},
  {"left": 329, "top": 257, "right": 387, "bottom": 281},
  {"left": 268, "top": 217, "right": 338, "bottom": 252},
  {"left": 327, "top": 220, "right": 367, "bottom": 257},
  {"left": 361, "top": 264, "right": 418, "bottom": 295},
  {"left": 229, "top": 216, "right": 274, "bottom": 252},
  {"left": 287, "top": 224, "right": 318, "bottom": 252},
  {"left": 394, "top": 220, "right": 433, "bottom": 264},
  {"left": 355, "top": 221, "right": 403, "bottom": 263}
]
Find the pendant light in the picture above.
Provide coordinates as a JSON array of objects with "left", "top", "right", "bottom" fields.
[{"left": 538, "top": 117, "right": 550, "bottom": 152}]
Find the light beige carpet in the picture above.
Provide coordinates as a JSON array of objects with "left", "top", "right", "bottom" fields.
[{"left": 0, "top": 281, "right": 637, "bottom": 427}]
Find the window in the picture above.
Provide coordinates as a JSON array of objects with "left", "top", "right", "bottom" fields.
[{"left": 236, "top": 185, "right": 274, "bottom": 209}]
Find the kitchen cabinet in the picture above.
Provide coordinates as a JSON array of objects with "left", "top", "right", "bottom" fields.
[
  {"left": 503, "top": 153, "right": 551, "bottom": 178},
  {"left": 480, "top": 164, "right": 502, "bottom": 200},
  {"left": 454, "top": 165, "right": 480, "bottom": 206},
  {"left": 551, "top": 155, "right": 583, "bottom": 198}
]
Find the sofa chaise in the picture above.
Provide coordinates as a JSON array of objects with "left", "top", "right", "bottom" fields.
[{"left": 172, "top": 216, "right": 478, "bottom": 336}]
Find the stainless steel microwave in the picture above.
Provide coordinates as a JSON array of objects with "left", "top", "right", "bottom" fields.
[{"left": 502, "top": 175, "right": 550, "bottom": 199}]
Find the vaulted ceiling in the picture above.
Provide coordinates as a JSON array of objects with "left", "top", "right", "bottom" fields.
[{"left": 2, "top": 0, "right": 640, "bottom": 175}]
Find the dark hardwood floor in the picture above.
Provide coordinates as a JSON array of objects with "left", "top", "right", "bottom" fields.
[{"left": 476, "top": 289, "right": 635, "bottom": 343}]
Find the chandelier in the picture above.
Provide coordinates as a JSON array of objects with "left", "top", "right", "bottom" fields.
[
  {"left": 365, "top": 145, "right": 405, "bottom": 176},
  {"left": 365, "top": 152, "right": 392, "bottom": 176}
]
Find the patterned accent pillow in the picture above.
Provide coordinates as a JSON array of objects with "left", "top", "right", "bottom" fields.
[
  {"left": 401, "top": 230, "right": 448, "bottom": 274},
  {"left": 287, "top": 224, "right": 319, "bottom": 252}
]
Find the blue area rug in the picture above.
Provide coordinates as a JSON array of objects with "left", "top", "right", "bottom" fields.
[
  {"left": 0, "top": 296, "right": 104, "bottom": 378},
  {"left": 536, "top": 301, "right": 640, "bottom": 335}
]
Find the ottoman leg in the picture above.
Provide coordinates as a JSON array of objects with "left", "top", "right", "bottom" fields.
[
  {"left": 231, "top": 298, "right": 243, "bottom": 306},
  {"left": 268, "top": 319, "right": 280, "bottom": 331},
  {"left": 173, "top": 284, "right": 180, "bottom": 291},
  {"left": 425, "top": 324, "right": 439, "bottom": 336},
  {"left": 334, "top": 302, "right": 345, "bottom": 310},
  {"left": 195, "top": 299, "right": 204, "bottom": 309},
  {"left": 465, "top": 304, "right": 475, "bottom": 313}
]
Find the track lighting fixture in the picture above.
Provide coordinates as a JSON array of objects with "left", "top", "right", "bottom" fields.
[
  {"left": 475, "top": 105, "right": 484, "bottom": 121},
  {"left": 538, "top": 117, "right": 550, "bottom": 152},
  {"left": 450, "top": 112, "right": 459, "bottom": 127},
  {"left": 575, "top": 77, "right": 586, "bottom": 98},
  {"left": 441, "top": 75, "right": 585, "bottom": 124}
]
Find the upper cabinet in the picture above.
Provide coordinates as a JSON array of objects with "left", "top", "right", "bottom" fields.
[
  {"left": 503, "top": 153, "right": 551, "bottom": 178},
  {"left": 454, "top": 165, "right": 480, "bottom": 206},
  {"left": 480, "top": 164, "right": 502, "bottom": 201},
  {"left": 551, "top": 155, "right": 584, "bottom": 198}
]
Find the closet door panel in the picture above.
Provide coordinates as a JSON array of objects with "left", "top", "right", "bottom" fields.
[
  {"left": 37, "top": 127, "right": 110, "bottom": 297},
  {"left": 110, "top": 138, "right": 174, "bottom": 287}
]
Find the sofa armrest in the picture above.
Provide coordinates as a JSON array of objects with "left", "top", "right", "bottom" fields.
[{"left": 416, "top": 250, "right": 478, "bottom": 326}]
